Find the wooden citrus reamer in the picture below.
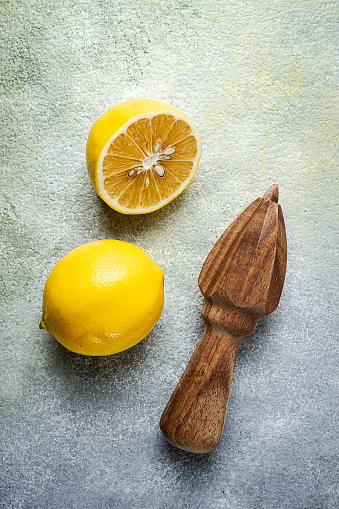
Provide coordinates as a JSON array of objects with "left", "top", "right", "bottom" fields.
[{"left": 160, "top": 185, "right": 287, "bottom": 454}]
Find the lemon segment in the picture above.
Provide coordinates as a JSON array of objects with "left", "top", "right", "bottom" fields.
[
  {"left": 86, "top": 99, "right": 202, "bottom": 214},
  {"left": 40, "top": 240, "right": 164, "bottom": 356}
]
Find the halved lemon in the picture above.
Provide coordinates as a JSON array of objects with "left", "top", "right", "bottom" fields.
[{"left": 86, "top": 99, "right": 202, "bottom": 214}]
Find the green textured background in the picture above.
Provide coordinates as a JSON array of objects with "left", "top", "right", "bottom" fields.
[{"left": 1, "top": 1, "right": 338, "bottom": 508}]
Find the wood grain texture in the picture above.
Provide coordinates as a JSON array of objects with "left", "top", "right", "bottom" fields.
[{"left": 160, "top": 185, "right": 287, "bottom": 453}]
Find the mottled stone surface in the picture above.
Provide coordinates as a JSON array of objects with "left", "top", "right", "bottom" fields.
[{"left": 1, "top": 1, "right": 338, "bottom": 508}]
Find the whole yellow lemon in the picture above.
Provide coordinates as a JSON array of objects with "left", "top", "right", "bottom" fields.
[{"left": 40, "top": 240, "right": 164, "bottom": 356}]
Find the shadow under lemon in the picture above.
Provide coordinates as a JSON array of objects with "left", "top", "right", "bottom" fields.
[
  {"left": 91, "top": 175, "right": 197, "bottom": 239},
  {"left": 41, "top": 320, "right": 163, "bottom": 384}
]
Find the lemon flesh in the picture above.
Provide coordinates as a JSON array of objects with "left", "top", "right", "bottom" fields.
[
  {"left": 40, "top": 240, "right": 164, "bottom": 356},
  {"left": 86, "top": 99, "right": 202, "bottom": 214}
]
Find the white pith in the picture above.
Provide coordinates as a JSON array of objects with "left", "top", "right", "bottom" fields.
[{"left": 97, "top": 111, "right": 202, "bottom": 214}]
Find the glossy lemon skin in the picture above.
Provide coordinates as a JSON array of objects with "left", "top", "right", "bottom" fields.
[
  {"left": 86, "top": 98, "right": 202, "bottom": 214},
  {"left": 41, "top": 240, "right": 164, "bottom": 356}
]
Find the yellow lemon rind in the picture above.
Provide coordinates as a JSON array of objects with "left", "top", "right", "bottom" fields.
[{"left": 40, "top": 239, "right": 164, "bottom": 356}]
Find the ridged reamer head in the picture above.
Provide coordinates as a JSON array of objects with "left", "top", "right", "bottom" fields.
[{"left": 198, "top": 185, "right": 287, "bottom": 317}]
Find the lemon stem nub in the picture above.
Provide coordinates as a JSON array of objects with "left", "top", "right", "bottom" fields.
[{"left": 39, "top": 316, "right": 49, "bottom": 331}]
